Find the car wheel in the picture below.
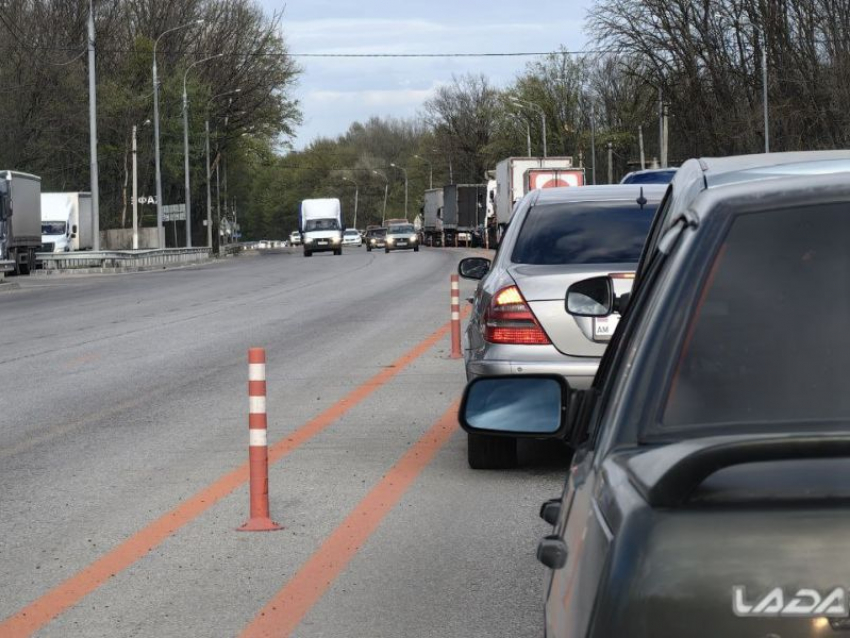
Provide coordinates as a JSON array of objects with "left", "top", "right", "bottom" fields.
[
  {"left": 304, "top": 250, "right": 312, "bottom": 257},
  {"left": 385, "top": 247, "right": 390, "bottom": 253},
  {"left": 467, "top": 433, "right": 517, "bottom": 470},
  {"left": 334, "top": 248, "right": 342, "bottom": 256},
  {"left": 414, "top": 245, "right": 419, "bottom": 252},
  {"left": 367, "top": 245, "right": 372, "bottom": 252}
]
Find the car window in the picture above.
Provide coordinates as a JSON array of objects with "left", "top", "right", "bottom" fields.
[
  {"left": 511, "top": 201, "right": 657, "bottom": 265},
  {"left": 657, "top": 203, "right": 850, "bottom": 437},
  {"left": 621, "top": 170, "right": 676, "bottom": 184}
]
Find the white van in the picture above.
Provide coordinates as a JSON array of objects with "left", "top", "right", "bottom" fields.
[{"left": 299, "top": 198, "right": 343, "bottom": 257}]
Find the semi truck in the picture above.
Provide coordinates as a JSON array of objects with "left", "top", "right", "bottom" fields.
[
  {"left": 493, "top": 157, "right": 584, "bottom": 236},
  {"left": 443, "top": 184, "right": 487, "bottom": 247},
  {"left": 299, "top": 198, "right": 344, "bottom": 257},
  {"left": 0, "top": 171, "right": 42, "bottom": 274},
  {"left": 40, "top": 192, "right": 94, "bottom": 252},
  {"left": 421, "top": 188, "right": 444, "bottom": 246}
]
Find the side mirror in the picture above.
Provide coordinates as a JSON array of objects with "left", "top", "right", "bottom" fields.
[
  {"left": 459, "top": 375, "right": 570, "bottom": 438},
  {"left": 72, "top": 224, "right": 78, "bottom": 234},
  {"left": 458, "top": 257, "right": 491, "bottom": 280},
  {"left": 616, "top": 292, "right": 631, "bottom": 315},
  {"left": 566, "top": 276, "right": 614, "bottom": 317}
]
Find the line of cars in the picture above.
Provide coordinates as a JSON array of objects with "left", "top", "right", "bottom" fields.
[{"left": 456, "top": 150, "right": 850, "bottom": 637}]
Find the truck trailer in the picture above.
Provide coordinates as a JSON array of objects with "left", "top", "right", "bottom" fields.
[
  {"left": 0, "top": 171, "right": 42, "bottom": 274},
  {"left": 442, "top": 184, "right": 487, "bottom": 247},
  {"left": 421, "top": 188, "right": 444, "bottom": 246},
  {"left": 40, "top": 192, "right": 94, "bottom": 252},
  {"left": 493, "top": 157, "right": 584, "bottom": 235}
]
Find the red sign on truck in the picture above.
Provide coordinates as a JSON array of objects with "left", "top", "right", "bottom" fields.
[{"left": 525, "top": 168, "right": 585, "bottom": 190}]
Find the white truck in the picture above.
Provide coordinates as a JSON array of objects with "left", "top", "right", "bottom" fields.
[
  {"left": 299, "top": 198, "right": 344, "bottom": 257},
  {"left": 0, "top": 171, "right": 42, "bottom": 274},
  {"left": 421, "top": 188, "right": 444, "bottom": 246},
  {"left": 40, "top": 192, "right": 93, "bottom": 252},
  {"left": 493, "top": 157, "right": 585, "bottom": 236}
]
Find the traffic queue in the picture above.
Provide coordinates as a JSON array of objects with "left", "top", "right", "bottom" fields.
[{"left": 456, "top": 150, "right": 850, "bottom": 638}]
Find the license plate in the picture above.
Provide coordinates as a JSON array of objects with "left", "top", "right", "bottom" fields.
[
  {"left": 318, "top": 240, "right": 328, "bottom": 245},
  {"left": 593, "top": 314, "right": 620, "bottom": 341},
  {"left": 398, "top": 241, "right": 407, "bottom": 246}
]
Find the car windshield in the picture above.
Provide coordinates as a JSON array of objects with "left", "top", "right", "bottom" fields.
[
  {"left": 621, "top": 170, "right": 677, "bottom": 184},
  {"left": 344, "top": 230, "right": 359, "bottom": 236},
  {"left": 42, "top": 222, "right": 66, "bottom": 235},
  {"left": 389, "top": 225, "right": 414, "bottom": 234},
  {"left": 369, "top": 229, "right": 386, "bottom": 237},
  {"left": 511, "top": 201, "right": 656, "bottom": 265},
  {"left": 657, "top": 202, "right": 850, "bottom": 438},
  {"left": 304, "top": 219, "right": 339, "bottom": 231}
]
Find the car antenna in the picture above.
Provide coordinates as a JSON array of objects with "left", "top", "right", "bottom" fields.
[{"left": 636, "top": 187, "right": 647, "bottom": 209}]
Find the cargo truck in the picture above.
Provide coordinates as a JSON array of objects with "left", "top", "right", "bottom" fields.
[
  {"left": 40, "top": 192, "right": 93, "bottom": 252},
  {"left": 299, "top": 198, "right": 344, "bottom": 257},
  {"left": 0, "top": 171, "right": 42, "bottom": 274},
  {"left": 493, "top": 157, "right": 584, "bottom": 237},
  {"left": 421, "top": 188, "right": 445, "bottom": 246},
  {"left": 442, "top": 184, "right": 487, "bottom": 247}
]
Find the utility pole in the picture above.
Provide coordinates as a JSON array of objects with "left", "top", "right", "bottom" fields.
[
  {"left": 658, "top": 86, "right": 663, "bottom": 168},
  {"left": 638, "top": 126, "right": 646, "bottom": 170},
  {"left": 87, "top": 0, "right": 100, "bottom": 251},
  {"left": 607, "top": 142, "right": 613, "bottom": 184},
  {"left": 590, "top": 102, "right": 597, "bottom": 185},
  {"left": 132, "top": 125, "right": 138, "bottom": 249},
  {"left": 205, "top": 119, "right": 212, "bottom": 248},
  {"left": 762, "top": 35, "right": 769, "bottom": 152},
  {"left": 661, "top": 102, "right": 669, "bottom": 168}
]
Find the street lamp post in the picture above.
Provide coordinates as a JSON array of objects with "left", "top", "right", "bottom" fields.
[
  {"left": 511, "top": 98, "right": 547, "bottom": 157},
  {"left": 413, "top": 154, "right": 433, "bottom": 189},
  {"left": 373, "top": 170, "right": 388, "bottom": 226},
  {"left": 152, "top": 18, "right": 203, "bottom": 249},
  {"left": 342, "top": 176, "right": 359, "bottom": 228},
  {"left": 87, "top": 0, "right": 100, "bottom": 251},
  {"left": 182, "top": 54, "right": 221, "bottom": 248},
  {"left": 389, "top": 163, "right": 408, "bottom": 220}
]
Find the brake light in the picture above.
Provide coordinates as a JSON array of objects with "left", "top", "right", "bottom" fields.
[{"left": 484, "top": 285, "right": 551, "bottom": 345}]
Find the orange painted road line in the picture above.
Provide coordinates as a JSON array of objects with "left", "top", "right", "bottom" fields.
[
  {"left": 0, "top": 314, "right": 464, "bottom": 638},
  {"left": 239, "top": 400, "right": 460, "bottom": 638}
]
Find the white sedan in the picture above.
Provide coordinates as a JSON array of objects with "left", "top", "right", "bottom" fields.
[{"left": 343, "top": 229, "right": 362, "bottom": 247}]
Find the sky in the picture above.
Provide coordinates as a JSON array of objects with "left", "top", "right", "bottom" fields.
[{"left": 257, "top": 0, "right": 594, "bottom": 150}]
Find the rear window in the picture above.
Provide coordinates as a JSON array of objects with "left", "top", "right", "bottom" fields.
[
  {"left": 621, "top": 170, "right": 676, "bottom": 184},
  {"left": 511, "top": 201, "right": 656, "bottom": 265},
  {"left": 661, "top": 203, "right": 850, "bottom": 435}
]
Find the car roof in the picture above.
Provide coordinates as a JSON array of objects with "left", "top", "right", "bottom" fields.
[
  {"left": 531, "top": 184, "right": 668, "bottom": 204},
  {"left": 679, "top": 150, "right": 850, "bottom": 188},
  {"left": 688, "top": 170, "right": 850, "bottom": 224}
]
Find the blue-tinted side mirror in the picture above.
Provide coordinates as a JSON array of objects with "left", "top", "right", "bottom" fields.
[{"left": 459, "top": 375, "right": 571, "bottom": 438}]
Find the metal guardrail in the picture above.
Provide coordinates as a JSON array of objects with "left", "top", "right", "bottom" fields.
[{"left": 36, "top": 248, "right": 212, "bottom": 272}]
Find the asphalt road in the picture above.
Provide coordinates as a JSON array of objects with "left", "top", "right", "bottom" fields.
[{"left": 0, "top": 246, "right": 569, "bottom": 638}]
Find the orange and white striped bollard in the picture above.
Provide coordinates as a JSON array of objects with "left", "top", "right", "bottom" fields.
[
  {"left": 238, "top": 347, "right": 283, "bottom": 532},
  {"left": 450, "top": 274, "right": 462, "bottom": 359}
]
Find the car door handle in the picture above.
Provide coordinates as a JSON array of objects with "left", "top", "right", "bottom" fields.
[{"left": 537, "top": 535, "right": 568, "bottom": 570}]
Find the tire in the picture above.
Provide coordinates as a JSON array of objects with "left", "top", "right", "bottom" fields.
[
  {"left": 414, "top": 245, "right": 419, "bottom": 252},
  {"left": 367, "top": 245, "right": 371, "bottom": 252},
  {"left": 385, "top": 247, "right": 390, "bottom": 253},
  {"left": 334, "top": 248, "right": 342, "bottom": 256},
  {"left": 304, "top": 250, "right": 312, "bottom": 257},
  {"left": 467, "top": 432, "right": 517, "bottom": 470}
]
